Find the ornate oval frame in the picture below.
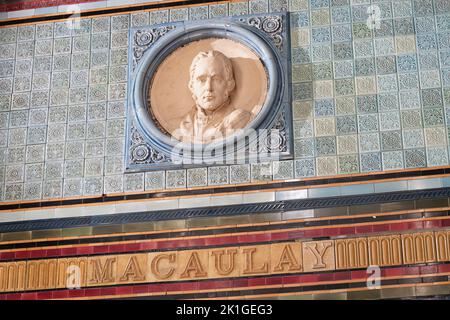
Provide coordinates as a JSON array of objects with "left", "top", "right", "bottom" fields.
[{"left": 130, "top": 19, "right": 286, "bottom": 164}]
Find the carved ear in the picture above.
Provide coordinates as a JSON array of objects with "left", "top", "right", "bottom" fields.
[{"left": 227, "top": 79, "right": 236, "bottom": 94}]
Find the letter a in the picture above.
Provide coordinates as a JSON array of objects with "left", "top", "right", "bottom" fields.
[
  {"left": 120, "top": 256, "right": 145, "bottom": 282},
  {"left": 180, "top": 252, "right": 207, "bottom": 279},
  {"left": 273, "top": 244, "right": 301, "bottom": 272}
]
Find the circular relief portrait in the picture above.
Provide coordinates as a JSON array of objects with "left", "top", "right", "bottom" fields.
[{"left": 148, "top": 38, "right": 269, "bottom": 144}]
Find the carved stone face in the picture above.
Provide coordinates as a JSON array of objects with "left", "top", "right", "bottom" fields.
[{"left": 189, "top": 53, "right": 234, "bottom": 113}]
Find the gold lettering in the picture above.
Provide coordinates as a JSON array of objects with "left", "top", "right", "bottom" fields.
[
  {"left": 273, "top": 244, "right": 301, "bottom": 272},
  {"left": 89, "top": 258, "right": 116, "bottom": 284},
  {"left": 151, "top": 254, "right": 175, "bottom": 280},
  {"left": 211, "top": 249, "right": 237, "bottom": 276},
  {"left": 242, "top": 247, "right": 269, "bottom": 275},
  {"left": 180, "top": 252, "right": 207, "bottom": 279},
  {"left": 119, "top": 256, "right": 145, "bottom": 282},
  {"left": 305, "top": 242, "right": 332, "bottom": 269}
]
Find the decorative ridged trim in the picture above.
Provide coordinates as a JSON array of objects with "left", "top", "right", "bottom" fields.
[{"left": 0, "top": 187, "right": 449, "bottom": 233}]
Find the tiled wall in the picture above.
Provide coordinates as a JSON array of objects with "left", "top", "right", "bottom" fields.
[{"left": 0, "top": 0, "right": 450, "bottom": 202}]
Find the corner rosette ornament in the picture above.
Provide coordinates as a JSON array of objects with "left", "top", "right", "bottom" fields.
[
  {"left": 131, "top": 144, "right": 150, "bottom": 162},
  {"left": 261, "top": 17, "right": 281, "bottom": 33},
  {"left": 135, "top": 30, "right": 154, "bottom": 46},
  {"left": 243, "top": 16, "right": 283, "bottom": 51}
]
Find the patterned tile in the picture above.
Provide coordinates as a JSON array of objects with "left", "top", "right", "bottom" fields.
[
  {"left": 294, "top": 138, "right": 315, "bottom": 157},
  {"left": 358, "top": 114, "right": 379, "bottom": 132},
  {"left": 104, "top": 175, "right": 123, "bottom": 194},
  {"left": 355, "top": 76, "right": 376, "bottom": 95},
  {"left": 249, "top": 0, "right": 269, "bottom": 13},
  {"left": 422, "top": 88, "right": 443, "bottom": 108},
  {"left": 315, "top": 136, "right": 336, "bottom": 156},
  {"left": 404, "top": 148, "right": 427, "bottom": 168},
  {"left": 208, "top": 166, "right": 229, "bottom": 185},
  {"left": 382, "top": 150, "right": 404, "bottom": 170},
  {"left": 375, "top": 20, "right": 394, "bottom": 38},
  {"left": 294, "top": 158, "right": 315, "bottom": 178},
  {"left": 229, "top": 2, "right": 249, "bottom": 16},
  {"left": 312, "top": 8, "right": 330, "bottom": 26},
  {"left": 166, "top": 169, "right": 186, "bottom": 189},
  {"left": 209, "top": 3, "right": 229, "bottom": 18},
  {"left": 377, "top": 74, "right": 398, "bottom": 93},
  {"left": 333, "top": 42, "right": 353, "bottom": 59},
  {"left": 63, "top": 178, "right": 82, "bottom": 197},
  {"left": 61, "top": 154, "right": 85, "bottom": 177},
  {"left": 312, "top": 44, "right": 332, "bottom": 61},
  {"left": 84, "top": 176, "right": 103, "bottom": 196},
  {"left": 338, "top": 154, "right": 359, "bottom": 174},
  {"left": 333, "top": 60, "right": 353, "bottom": 79},
  {"left": 374, "top": 37, "right": 395, "bottom": 56},
  {"left": 23, "top": 182, "right": 42, "bottom": 200},
  {"left": 148, "top": 10, "right": 167, "bottom": 25},
  {"left": 314, "top": 99, "right": 334, "bottom": 116},
  {"left": 170, "top": 8, "right": 189, "bottom": 21},
  {"left": 423, "top": 108, "right": 444, "bottom": 127},
  {"left": 316, "top": 156, "right": 337, "bottom": 176},
  {"left": 314, "top": 117, "right": 335, "bottom": 136},
  {"left": 356, "top": 95, "right": 377, "bottom": 114},
  {"left": 230, "top": 164, "right": 250, "bottom": 184},
  {"left": 291, "top": 11, "right": 310, "bottom": 28},
  {"left": 131, "top": 12, "right": 149, "bottom": 27},
  {"left": 144, "top": 171, "right": 165, "bottom": 191},
  {"left": 331, "top": 6, "right": 350, "bottom": 24},
  {"left": 395, "top": 35, "right": 416, "bottom": 54},
  {"left": 412, "top": 0, "right": 434, "bottom": 17},
  {"left": 424, "top": 127, "right": 446, "bottom": 147},
  {"left": 187, "top": 167, "right": 207, "bottom": 187},
  {"left": 403, "top": 129, "right": 425, "bottom": 149},
  {"left": 124, "top": 173, "right": 144, "bottom": 192},
  {"left": 4, "top": 183, "right": 23, "bottom": 201},
  {"left": 360, "top": 152, "right": 382, "bottom": 172},
  {"left": 273, "top": 160, "right": 294, "bottom": 180},
  {"left": 379, "top": 111, "right": 401, "bottom": 131},
  {"left": 251, "top": 162, "right": 272, "bottom": 182},
  {"left": 189, "top": 6, "right": 208, "bottom": 20},
  {"left": 334, "top": 78, "right": 354, "bottom": 96},
  {"left": 381, "top": 131, "right": 403, "bottom": 151},
  {"left": 335, "top": 96, "right": 355, "bottom": 115},
  {"left": 294, "top": 119, "right": 314, "bottom": 138},
  {"left": 427, "top": 147, "right": 449, "bottom": 166},
  {"left": 359, "top": 132, "right": 380, "bottom": 152}
]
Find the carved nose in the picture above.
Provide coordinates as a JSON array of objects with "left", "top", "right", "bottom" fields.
[{"left": 205, "top": 77, "right": 212, "bottom": 90}]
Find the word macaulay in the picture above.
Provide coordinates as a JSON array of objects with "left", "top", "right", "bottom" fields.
[{"left": 0, "top": 241, "right": 336, "bottom": 291}]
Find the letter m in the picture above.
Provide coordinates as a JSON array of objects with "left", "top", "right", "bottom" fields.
[{"left": 90, "top": 258, "right": 117, "bottom": 284}]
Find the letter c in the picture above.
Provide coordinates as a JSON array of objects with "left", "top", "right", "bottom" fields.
[{"left": 151, "top": 253, "right": 176, "bottom": 280}]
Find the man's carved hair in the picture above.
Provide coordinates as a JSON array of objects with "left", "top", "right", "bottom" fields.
[{"left": 189, "top": 50, "right": 236, "bottom": 94}]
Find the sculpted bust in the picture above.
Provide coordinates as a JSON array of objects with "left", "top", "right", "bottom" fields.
[{"left": 172, "top": 50, "right": 253, "bottom": 144}]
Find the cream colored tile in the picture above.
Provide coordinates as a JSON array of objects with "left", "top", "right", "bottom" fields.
[
  {"left": 210, "top": 193, "right": 244, "bottom": 206},
  {"left": 275, "top": 189, "right": 308, "bottom": 201},
  {"left": 179, "top": 196, "right": 211, "bottom": 209},
  {"left": 243, "top": 192, "right": 275, "bottom": 203}
]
